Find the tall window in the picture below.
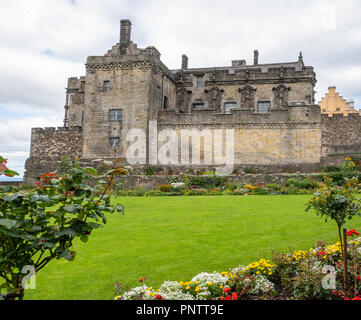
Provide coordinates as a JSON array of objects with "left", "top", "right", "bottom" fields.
[
  {"left": 109, "top": 109, "right": 122, "bottom": 121},
  {"left": 163, "top": 96, "right": 168, "bottom": 109},
  {"left": 192, "top": 103, "right": 205, "bottom": 110},
  {"left": 103, "top": 81, "right": 110, "bottom": 92},
  {"left": 258, "top": 101, "right": 271, "bottom": 113},
  {"left": 224, "top": 102, "right": 237, "bottom": 114},
  {"left": 196, "top": 77, "right": 204, "bottom": 88},
  {"left": 109, "top": 137, "right": 120, "bottom": 148}
]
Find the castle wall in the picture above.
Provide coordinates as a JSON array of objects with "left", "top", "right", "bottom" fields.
[
  {"left": 321, "top": 113, "right": 361, "bottom": 159},
  {"left": 23, "top": 126, "right": 83, "bottom": 184},
  {"left": 157, "top": 105, "right": 321, "bottom": 167}
]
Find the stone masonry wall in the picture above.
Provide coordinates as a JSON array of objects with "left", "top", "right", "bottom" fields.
[
  {"left": 23, "top": 126, "right": 83, "bottom": 185},
  {"left": 321, "top": 113, "right": 361, "bottom": 163}
]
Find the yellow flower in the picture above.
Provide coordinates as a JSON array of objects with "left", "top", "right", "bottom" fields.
[
  {"left": 193, "top": 281, "right": 198, "bottom": 284},
  {"left": 114, "top": 296, "right": 120, "bottom": 300},
  {"left": 195, "top": 286, "right": 200, "bottom": 292},
  {"left": 220, "top": 285, "right": 223, "bottom": 289},
  {"left": 186, "top": 286, "right": 190, "bottom": 290},
  {"left": 179, "top": 281, "right": 184, "bottom": 286},
  {"left": 208, "top": 281, "right": 213, "bottom": 286},
  {"left": 256, "top": 271, "right": 260, "bottom": 275}
]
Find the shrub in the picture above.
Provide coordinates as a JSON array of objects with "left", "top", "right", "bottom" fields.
[
  {"left": 250, "top": 187, "right": 269, "bottom": 195},
  {"left": 157, "top": 184, "right": 172, "bottom": 192},
  {"left": 0, "top": 154, "right": 127, "bottom": 300},
  {"left": 285, "top": 178, "right": 318, "bottom": 190},
  {"left": 266, "top": 183, "right": 282, "bottom": 192}
]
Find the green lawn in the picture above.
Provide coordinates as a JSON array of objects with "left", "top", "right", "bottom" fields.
[{"left": 24, "top": 195, "right": 361, "bottom": 300}]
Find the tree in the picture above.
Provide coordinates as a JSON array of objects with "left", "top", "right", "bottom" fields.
[{"left": 306, "top": 176, "right": 361, "bottom": 253}]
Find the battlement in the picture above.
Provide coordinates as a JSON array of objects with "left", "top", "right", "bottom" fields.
[{"left": 31, "top": 126, "right": 83, "bottom": 133}]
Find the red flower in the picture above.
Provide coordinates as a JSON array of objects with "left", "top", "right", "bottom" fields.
[
  {"left": 225, "top": 296, "right": 231, "bottom": 300},
  {"left": 352, "top": 296, "right": 361, "bottom": 300},
  {"left": 357, "top": 276, "right": 361, "bottom": 281},
  {"left": 155, "top": 295, "right": 163, "bottom": 300},
  {"left": 40, "top": 239, "right": 46, "bottom": 243},
  {"left": 347, "top": 229, "right": 360, "bottom": 236},
  {"left": 139, "top": 278, "right": 144, "bottom": 283},
  {"left": 223, "top": 287, "right": 231, "bottom": 294},
  {"left": 232, "top": 292, "right": 238, "bottom": 300},
  {"left": 317, "top": 251, "right": 326, "bottom": 256},
  {"left": 345, "top": 297, "right": 350, "bottom": 300}
]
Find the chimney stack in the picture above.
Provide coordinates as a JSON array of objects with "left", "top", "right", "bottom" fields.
[
  {"left": 181, "top": 54, "right": 188, "bottom": 69},
  {"left": 254, "top": 50, "right": 259, "bottom": 65},
  {"left": 120, "top": 19, "right": 132, "bottom": 53}
]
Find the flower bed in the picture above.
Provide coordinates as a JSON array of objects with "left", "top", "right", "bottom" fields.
[{"left": 114, "top": 237, "right": 361, "bottom": 300}]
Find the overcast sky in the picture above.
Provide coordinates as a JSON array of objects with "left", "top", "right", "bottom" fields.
[{"left": 1, "top": 0, "right": 361, "bottom": 179}]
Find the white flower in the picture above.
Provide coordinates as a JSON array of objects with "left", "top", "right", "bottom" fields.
[
  {"left": 157, "top": 281, "right": 194, "bottom": 300},
  {"left": 120, "top": 284, "right": 155, "bottom": 300},
  {"left": 191, "top": 272, "right": 229, "bottom": 287},
  {"left": 249, "top": 275, "right": 275, "bottom": 295}
]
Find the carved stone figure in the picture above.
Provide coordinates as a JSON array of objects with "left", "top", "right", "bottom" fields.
[
  {"left": 205, "top": 86, "right": 224, "bottom": 111},
  {"left": 272, "top": 84, "right": 290, "bottom": 109},
  {"left": 239, "top": 85, "right": 257, "bottom": 109}
]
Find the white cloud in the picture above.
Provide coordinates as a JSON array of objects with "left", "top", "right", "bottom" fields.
[{"left": 1, "top": 116, "right": 62, "bottom": 178}]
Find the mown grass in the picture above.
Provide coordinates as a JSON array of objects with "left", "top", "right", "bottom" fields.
[{"left": 24, "top": 195, "right": 361, "bottom": 300}]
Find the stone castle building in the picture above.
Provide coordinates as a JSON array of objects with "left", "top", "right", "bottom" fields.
[{"left": 24, "top": 20, "right": 361, "bottom": 184}]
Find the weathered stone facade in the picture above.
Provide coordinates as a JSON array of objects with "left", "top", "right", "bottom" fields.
[{"left": 23, "top": 20, "right": 361, "bottom": 184}]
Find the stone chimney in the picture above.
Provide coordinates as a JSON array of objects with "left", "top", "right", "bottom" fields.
[
  {"left": 254, "top": 50, "right": 259, "bottom": 65},
  {"left": 182, "top": 54, "right": 188, "bottom": 69},
  {"left": 120, "top": 19, "right": 132, "bottom": 54}
]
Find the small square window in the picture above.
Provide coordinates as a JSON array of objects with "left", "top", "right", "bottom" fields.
[
  {"left": 224, "top": 102, "right": 237, "bottom": 114},
  {"left": 258, "top": 101, "right": 271, "bottom": 113},
  {"left": 196, "top": 77, "right": 204, "bottom": 88},
  {"left": 193, "top": 103, "right": 205, "bottom": 110},
  {"left": 104, "top": 81, "right": 110, "bottom": 92},
  {"left": 109, "top": 137, "right": 120, "bottom": 148},
  {"left": 109, "top": 109, "right": 122, "bottom": 121}
]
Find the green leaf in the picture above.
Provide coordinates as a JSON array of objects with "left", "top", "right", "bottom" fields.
[
  {"left": 80, "top": 234, "right": 88, "bottom": 243},
  {"left": 0, "top": 218, "right": 19, "bottom": 229},
  {"left": 55, "top": 228, "right": 77, "bottom": 236},
  {"left": 0, "top": 185, "right": 10, "bottom": 192},
  {"left": 62, "top": 251, "right": 75, "bottom": 261},
  {"left": 85, "top": 167, "right": 98, "bottom": 176},
  {"left": 4, "top": 169, "right": 19, "bottom": 177},
  {"left": 2, "top": 194, "right": 20, "bottom": 202},
  {"left": 63, "top": 204, "right": 81, "bottom": 213},
  {"left": 39, "top": 195, "right": 50, "bottom": 202}
]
